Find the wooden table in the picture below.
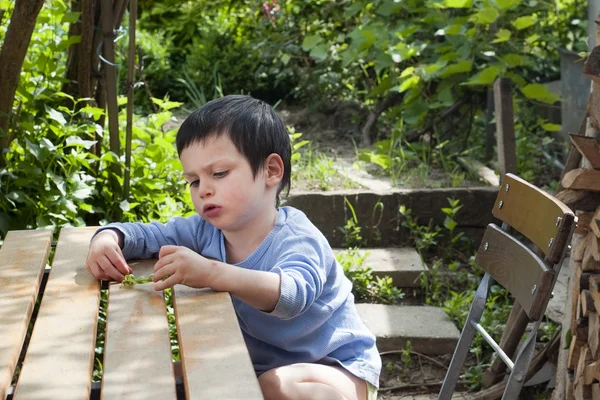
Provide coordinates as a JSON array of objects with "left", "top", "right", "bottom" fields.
[{"left": 0, "top": 227, "right": 264, "bottom": 399}]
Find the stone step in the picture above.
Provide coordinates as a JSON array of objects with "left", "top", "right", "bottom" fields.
[
  {"left": 356, "top": 304, "right": 460, "bottom": 356},
  {"left": 335, "top": 247, "right": 427, "bottom": 288}
]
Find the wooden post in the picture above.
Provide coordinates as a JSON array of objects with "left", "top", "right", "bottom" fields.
[
  {"left": 100, "top": 0, "right": 121, "bottom": 195},
  {"left": 124, "top": 0, "right": 136, "bottom": 200},
  {"left": 486, "top": 88, "right": 496, "bottom": 161},
  {"left": 493, "top": 78, "right": 517, "bottom": 177}
]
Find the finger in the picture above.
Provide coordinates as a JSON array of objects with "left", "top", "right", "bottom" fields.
[
  {"left": 154, "top": 253, "right": 175, "bottom": 273},
  {"left": 87, "top": 260, "right": 111, "bottom": 280},
  {"left": 154, "top": 273, "right": 180, "bottom": 291},
  {"left": 106, "top": 247, "right": 132, "bottom": 275},
  {"left": 159, "top": 245, "right": 178, "bottom": 259},
  {"left": 98, "top": 255, "right": 124, "bottom": 282},
  {"left": 154, "top": 262, "right": 177, "bottom": 282}
]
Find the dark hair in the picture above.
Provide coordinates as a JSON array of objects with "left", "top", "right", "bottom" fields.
[{"left": 176, "top": 95, "right": 291, "bottom": 203}]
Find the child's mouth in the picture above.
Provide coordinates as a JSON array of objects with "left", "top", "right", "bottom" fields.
[{"left": 203, "top": 205, "right": 221, "bottom": 217}]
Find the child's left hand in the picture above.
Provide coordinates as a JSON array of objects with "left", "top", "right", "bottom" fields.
[{"left": 152, "top": 245, "right": 217, "bottom": 291}]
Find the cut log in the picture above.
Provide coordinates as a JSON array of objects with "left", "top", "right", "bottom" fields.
[
  {"left": 575, "top": 235, "right": 591, "bottom": 262},
  {"left": 567, "top": 374, "right": 576, "bottom": 400},
  {"left": 591, "top": 235, "right": 600, "bottom": 261},
  {"left": 592, "top": 207, "right": 600, "bottom": 238},
  {"left": 592, "top": 383, "right": 600, "bottom": 399},
  {"left": 570, "top": 335, "right": 588, "bottom": 370},
  {"left": 574, "top": 378, "right": 594, "bottom": 400},
  {"left": 584, "top": 46, "right": 600, "bottom": 86},
  {"left": 589, "top": 312, "right": 600, "bottom": 359},
  {"left": 562, "top": 169, "right": 600, "bottom": 191},
  {"left": 576, "top": 211, "right": 596, "bottom": 235},
  {"left": 575, "top": 346, "right": 591, "bottom": 386},
  {"left": 582, "top": 290, "right": 596, "bottom": 316},
  {"left": 569, "top": 134, "right": 600, "bottom": 170},
  {"left": 556, "top": 190, "right": 600, "bottom": 212},
  {"left": 584, "top": 361, "right": 600, "bottom": 385},
  {"left": 583, "top": 238, "right": 600, "bottom": 271}
]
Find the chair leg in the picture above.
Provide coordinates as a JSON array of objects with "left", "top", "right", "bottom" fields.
[
  {"left": 438, "top": 274, "right": 492, "bottom": 400},
  {"left": 502, "top": 320, "right": 542, "bottom": 399}
]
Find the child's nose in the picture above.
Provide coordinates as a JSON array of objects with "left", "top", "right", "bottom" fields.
[{"left": 198, "top": 181, "right": 214, "bottom": 198}]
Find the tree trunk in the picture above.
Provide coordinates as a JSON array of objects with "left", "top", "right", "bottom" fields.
[
  {"left": 63, "top": 0, "right": 96, "bottom": 101},
  {"left": 0, "top": 0, "right": 46, "bottom": 166}
]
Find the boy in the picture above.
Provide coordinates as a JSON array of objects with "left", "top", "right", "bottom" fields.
[{"left": 86, "top": 95, "right": 381, "bottom": 400}]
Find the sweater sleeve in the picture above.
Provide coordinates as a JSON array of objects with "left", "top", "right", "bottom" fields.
[
  {"left": 268, "top": 234, "right": 329, "bottom": 320},
  {"left": 94, "top": 214, "right": 209, "bottom": 259}
]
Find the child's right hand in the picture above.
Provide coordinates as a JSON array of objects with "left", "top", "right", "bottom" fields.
[{"left": 85, "top": 229, "right": 132, "bottom": 281}]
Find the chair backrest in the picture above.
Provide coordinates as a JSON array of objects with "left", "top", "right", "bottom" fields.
[
  {"left": 475, "top": 224, "right": 554, "bottom": 320},
  {"left": 476, "top": 173, "right": 576, "bottom": 320},
  {"left": 492, "top": 174, "right": 575, "bottom": 263}
]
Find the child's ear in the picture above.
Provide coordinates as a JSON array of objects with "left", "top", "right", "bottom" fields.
[{"left": 264, "top": 154, "right": 284, "bottom": 187}]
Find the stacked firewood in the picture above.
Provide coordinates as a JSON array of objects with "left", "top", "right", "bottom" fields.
[
  {"left": 567, "top": 206, "right": 600, "bottom": 399},
  {"left": 553, "top": 15, "right": 600, "bottom": 400}
]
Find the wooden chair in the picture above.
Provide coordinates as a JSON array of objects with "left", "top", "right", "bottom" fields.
[{"left": 438, "top": 173, "right": 576, "bottom": 399}]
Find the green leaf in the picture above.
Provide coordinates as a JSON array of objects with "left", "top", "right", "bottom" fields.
[
  {"left": 443, "top": 0, "right": 473, "bottom": 8},
  {"left": 281, "top": 54, "right": 291, "bottom": 65},
  {"left": 80, "top": 105, "right": 104, "bottom": 121},
  {"left": 25, "top": 139, "right": 42, "bottom": 160},
  {"left": 439, "top": 60, "right": 473, "bottom": 77},
  {"left": 66, "top": 136, "right": 96, "bottom": 149},
  {"left": 367, "top": 76, "right": 394, "bottom": 98},
  {"left": 464, "top": 66, "right": 500, "bottom": 85},
  {"left": 400, "top": 66, "right": 415, "bottom": 78},
  {"left": 542, "top": 123, "right": 561, "bottom": 132},
  {"left": 444, "top": 216, "right": 457, "bottom": 231},
  {"left": 377, "top": 1, "right": 402, "bottom": 16},
  {"left": 61, "top": 11, "right": 81, "bottom": 24},
  {"left": 399, "top": 75, "right": 420, "bottom": 93},
  {"left": 73, "top": 183, "right": 93, "bottom": 200},
  {"left": 512, "top": 15, "right": 537, "bottom": 30},
  {"left": 525, "top": 34, "right": 540, "bottom": 44},
  {"left": 491, "top": 29, "right": 511, "bottom": 43},
  {"left": 495, "top": 0, "right": 519, "bottom": 9},
  {"left": 521, "top": 84, "right": 560, "bottom": 104},
  {"left": 302, "top": 35, "right": 322, "bottom": 51},
  {"left": 47, "top": 108, "right": 67, "bottom": 125},
  {"left": 120, "top": 200, "right": 131, "bottom": 211},
  {"left": 470, "top": 7, "right": 499, "bottom": 24},
  {"left": 309, "top": 44, "right": 328, "bottom": 61},
  {"left": 502, "top": 53, "right": 532, "bottom": 67},
  {"left": 344, "top": 2, "right": 363, "bottom": 17}
]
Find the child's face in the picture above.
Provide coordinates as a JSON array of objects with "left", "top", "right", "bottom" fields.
[{"left": 179, "top": 135, "right": 275, "bottom": 233}]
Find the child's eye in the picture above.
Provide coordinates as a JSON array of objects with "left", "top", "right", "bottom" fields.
[
  {"left": 188, "top": 180, "right": 199, "bottom": 188},
  {"left": 214, "top": 171, "right": 228, "bottom": 178}
]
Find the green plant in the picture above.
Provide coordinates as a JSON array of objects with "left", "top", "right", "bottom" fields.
[
  {"left": 339, "top": 198, "right": 365, "bottom": 248},
  {"left": 164, "top": 288, "right": 180, "bottom": 361},
  {"left": 92, "top": 289, "right": 108, "bottom": 382},
  {"left": 336, "top": 248, "right": 404, "bottom": 304},
  {"left": 400, "top": 340, "right": 413, "bottom": 378},
  {"left": 399, "top": 204, "right": 441, "bottom": 256}
]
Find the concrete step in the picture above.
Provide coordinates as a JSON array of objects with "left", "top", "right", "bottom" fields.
[
  {"left": 335, "top": 247, "right": 427, "bottom": 288},
  {"left": 356, "top": 304, "right": 460, "bottom": 356}
]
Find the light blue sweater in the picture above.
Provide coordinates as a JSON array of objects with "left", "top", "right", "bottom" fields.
[{"left": 99, "top": 206, "right": 381, "bottom": 387}]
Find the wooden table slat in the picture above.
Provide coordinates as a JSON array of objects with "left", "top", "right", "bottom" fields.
[
  {"left": 0, "top": 230, "right": 52, "bottom": 399},
  {"left": 174, "top": 287, "right": 264, "bottom": 399},
  {"left": 101, "top": 260, "right": 177, "bottom": 399},
  {"left": 14, "top": 227, "right": 99, "bottom": 400}
]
